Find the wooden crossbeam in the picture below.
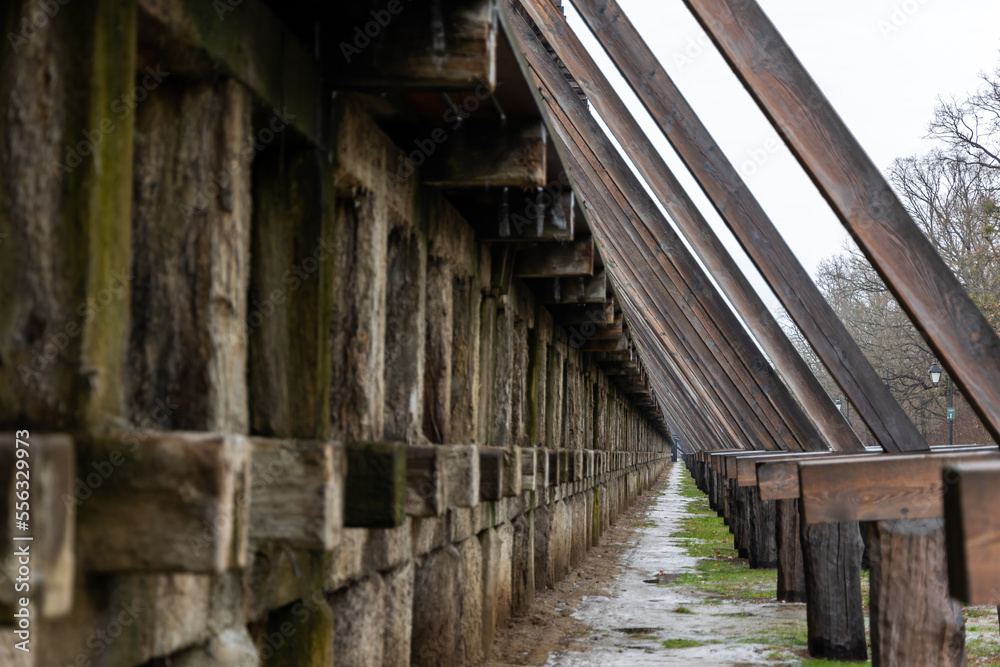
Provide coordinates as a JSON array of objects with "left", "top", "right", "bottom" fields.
[
  {"left": 479, "top": 447, "right": 505, "bottom": 501},
  {"left": 546, "top": 302, "right": 614, "bottom": 326},
  {"left": 541, "top": 271, "right": 608, "bottom": 304},
  {"left": 250, "top": 439, "right": 344, "bottom": 549},
  {"left": 513, "top": 239, "right": 594, "bottom": 278},
  {"left": 422, "top": 121, "right": 547, "bottom": 189},
  {"left": 685, "top": 0, "right": 1000, "bottom": 446},
  {"left": 345, "top": 441, "right": 406, "bottom": 528},
  {"left": 944, "top": 460, "right": 1000, "bottom": 605},
  {"left": 479, "top": 189, "right": 574, "bottom": 242},
  {"left": 325, "top": 0, "right": 496, "bottom": 91},
  {"left": 798, "top": 450, "right": 1000, "bottom": 524},
  {"left": 567, "top": 0, "right": 926, "bottom": 453},
  {"left": 406, "top": 445, "right": 446, "bottom": 518}
]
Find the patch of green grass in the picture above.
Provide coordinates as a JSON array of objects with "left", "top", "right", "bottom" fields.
[
  {"left": 634, "top": 520, "right": 657, "bottom": 528},
  {"left": 966, "top": 634, "right": 1000, "bottom": 660},
  {"left": 712, "top": 611, "right": 754, "bottom": 617},
  {"left": 738, "top": 624, "right": 809, "bottom": 647},
  {"left": 965, "top": 606, "right": 997, "bottom": 619},
  {"left": 627, "top": 633, "right": 659, "bottom": 640},
  {"left": 660, "top": 638, "right": 703, "bottom": 649},
  {"left": 672, "top": 605, "right": 694, "bottom": 614}
]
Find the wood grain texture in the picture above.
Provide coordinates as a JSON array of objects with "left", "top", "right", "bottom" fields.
[
  {"left": 569, "top": 0, "right": 927, "bottom": 453},
  {"left": 799, "top": 451, "right": 1000, "bottom": 524},
  {"left": 344, "top": 441, "right": 406, "bottom": 528},
  {"left": 685, "top": 0, "right": 1000, "bottom": 447},
  {"left": 868, "top": 519, "right": 965, "bottom": 666},
  {"left": 775, "top": 499, "right": 805, "bottom": 602},
  {"left": 799, "top": 518, "right": 867, "bottom": 660},
  {"left": 943, "top": 460, "right": 1000, "bottom": 605}
]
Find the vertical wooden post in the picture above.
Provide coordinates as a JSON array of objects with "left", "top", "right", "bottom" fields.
[
  {"left": 800, "top": 516, "right": 867, "bottom": 660},
  {"left": 868, "top": 519, "right": 965, "bottom": 666},
  {"left": 775, "top": 499, "right": 806, "bottom": 602}
]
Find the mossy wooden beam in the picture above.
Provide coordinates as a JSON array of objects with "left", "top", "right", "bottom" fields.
[{"left": 344, "top": 441, "right": 406, "bottom": 528}]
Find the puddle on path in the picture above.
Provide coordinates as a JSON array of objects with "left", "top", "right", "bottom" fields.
[{"left": 543, "top": 463, "right": 809, "bottom": 666}]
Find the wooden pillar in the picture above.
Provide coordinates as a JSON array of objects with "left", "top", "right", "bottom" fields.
[
  {"left": 775, "top": 499, "right": 806, "bottom": 602},
  {"left": 800, "top": 517, "right": 867, "bottom": 660},
  {"left": 868, "top": 519, "right": 965, "bottom": 666},
  {"left": 748, "top": 488, "right": 777, "bottom": 569}
]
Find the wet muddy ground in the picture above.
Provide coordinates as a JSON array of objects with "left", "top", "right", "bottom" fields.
[{"left": 489, "top": 462, "right": 1000, "bottom": 666}]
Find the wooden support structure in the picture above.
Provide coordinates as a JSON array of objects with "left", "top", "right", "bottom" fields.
[
  {"left": 685, "top": 0, "right": 1000, "bottom": 445},
  {"left": 76, "top": 432, "right": 250, "bottom": 573},
  {"left": 541, "top": 271, "right": 607, "bottom": 304},
  {"left": 422, "top": 121, "right": 547, "bottom": 189},
  {"left": 944, "top": 460, "right": 1000, "bottom": 606},
  {"left": 566, "top": 0, "right": 928, "bottom": 453},
  {"left": 344, "top": 441, "right": 406, "bottom": 528},
  {"left": 513, "top": 239, "right": 594, "bottom": 278},
  {"left": 479, "top": 189, "right": 574, "bottom": 243},
  {"left": 406, "top": 445, "right": 447, "bottom": 517},
  {"left": 249, "top": 438, "right": 344, "bottom": 549}
]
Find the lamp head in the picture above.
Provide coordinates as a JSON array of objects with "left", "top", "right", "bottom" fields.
[{"left": 929, "top": 364, "right": 942, "bottom": 386}]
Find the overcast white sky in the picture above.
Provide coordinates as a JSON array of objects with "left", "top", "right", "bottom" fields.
[{"left": 566, "top": 0, "right": 1000, "bottom": 314}]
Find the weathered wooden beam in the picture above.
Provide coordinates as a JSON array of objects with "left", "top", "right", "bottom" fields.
[
  {"left": 0, "top": 434, "right": 75, "bottom": 619},
  {"left": 325, "top": 0, "right": 497, "bottom": 91},
  {"left": 479, "top": 189, "right": 574, "bottom": 242},
  {"left": 520, "top": 0, "right": 862, "bottom": 454},
  {"left": 250, "top": 439, "right": 344, "bottom": 549},
  {"left": 568, "top": 0, "right": 927, "bottom": 453},
  {"left": 479, "top": 447, "right": 505, "bottom": 501},
  {"left": 344, "top": 441, "right": 406, "bottom": 528},
  {"left": 513, "top": 239, "right": 594, "bottom": 278},
  {"left": 686, "top": 0, "right": 1000, "bottom": 446},
  {"left": 546, "top": 303, "right": 614, "bottom": 326},
  {"left": 540, "top": 270, "right": 607, "bottom": 304},
  {"left": 422, "top": 121, "right": 547, "bottom": 189},
  {"left": 944, "top": 460, "right": 1000, "bottom": 605},
  {"left": 76, "top": 433, "right": 250, "bottom": 573},
  {"left": 443, "top": 445, "right": 480, "bottom": 508},
  {"left": 520, "top": 447, "right": 537, "bottom": 493},
  {"left": 406, "top": 445, "right": 447, "bottom": 518},
  {"left": 798, "top": 450, "right": 1000, "bottom": 524},
  {"left": 587, "top": 314, "right": 624, "bottom": 341},
  {"left": 503, "top": 447, "right": 522, "bottom": 497},
  {"left": 138, "top": 0, "right": 325, "bottom": 147}
]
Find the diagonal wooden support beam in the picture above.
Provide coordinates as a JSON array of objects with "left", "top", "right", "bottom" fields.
[
  {"left": 520, "top": 0, "right": 862, "bottom": 453},
  {"left": 569, "top": 0, "right": 927, "bottom": 453},
  {"left": 685, "top": 0, "right": 1000, "bottom": 448}
]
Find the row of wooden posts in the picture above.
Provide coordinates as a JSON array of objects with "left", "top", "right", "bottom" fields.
[{"left": 685, "top": 447, "right": 1000, "bottom": 664}]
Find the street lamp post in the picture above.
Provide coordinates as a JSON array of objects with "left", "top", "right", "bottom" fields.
[{"left": 928, "top": 364, "right": 954, "bottom": 446}]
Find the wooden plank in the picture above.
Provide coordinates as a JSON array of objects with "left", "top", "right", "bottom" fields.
[
  {"left": 798, "top": 451, "right": 1000, "bottom": 524},
  {"left": 344, "top": 441, "right": 406, "bottom": 528},
  {"left": 520, "top": 447, "right": 537, "bottom": 493},
  {"left": 513, "top": 239, "right": 594, "bottom": 278},
  {"left": 422, "top": 121, "right": 547, "bottom": 189},
  {"left": 685, "top": 0, "right": 1000, "bottom": 447},
  {"left": 944, "top": 460, "right": 1000, "bottom": 605},
  {"left": 406, "top": 445, "right": 447, "bottom": 518},
  {"left": 325, "top": 0, "right": 496, "bottom": 91},
  {"left": 503, "top": 447, "right": 522, "bottom": 496},
  {"left": 519, "top": 0, "right": 862, "bottom": 454},
  {"left": 76, "top": 433, "right": 250, "bottom": 573},
  {"left": 0, "top": 433, "right": 75, "bottom": 619},
  {"left": 249, "top": 439, "right": 344, "bottom": 549},
  {"left": 567, "top": 0, "right": 928, "bottom": 453},
  {"left": 541, "top": 271, "right": 607, "bottom": 304}
]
